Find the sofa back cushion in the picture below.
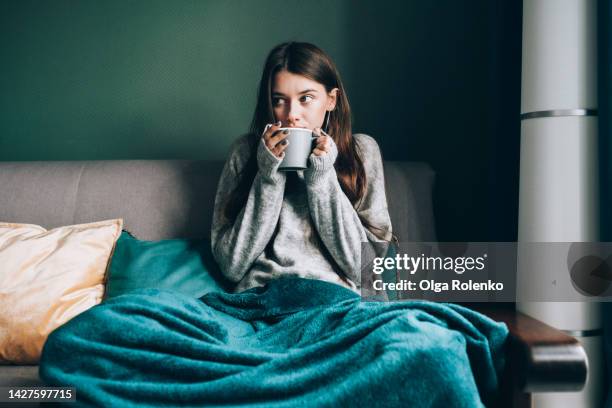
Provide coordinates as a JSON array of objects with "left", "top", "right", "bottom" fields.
[{"left": 0, "top": 160, "right": 435, "bottom": 241}]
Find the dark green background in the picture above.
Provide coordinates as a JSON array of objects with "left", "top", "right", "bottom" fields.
[{"left": 0, "top": 0, "right": 523, "bottom": 242}]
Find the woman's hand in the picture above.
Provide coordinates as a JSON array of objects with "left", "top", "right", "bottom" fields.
[
  {"left": 262, "top": 122, "right": 289, "bottom": 158},
  {"left": 312, "top": 128, "right": 332, "bottom": 156}
]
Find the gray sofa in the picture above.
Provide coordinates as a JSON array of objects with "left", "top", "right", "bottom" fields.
[{"left": 0, "top": 160, "right": 586, "bottom": 407}]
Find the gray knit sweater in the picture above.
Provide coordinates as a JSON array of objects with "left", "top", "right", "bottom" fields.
[{"left": 211, "top": 133, "right": 392, "bottom": 293}]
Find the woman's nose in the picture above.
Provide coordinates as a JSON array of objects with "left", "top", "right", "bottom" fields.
[{"left": 287, "top": 102, "right": 301, "bottom": 125}]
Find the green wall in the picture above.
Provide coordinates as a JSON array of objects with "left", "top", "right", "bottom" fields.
[
  {"left": 0, "top": 0, "right": 354, "bottom": 160},
  {"left": 0, "top": 0, "right": 522, "bottom": 241}
]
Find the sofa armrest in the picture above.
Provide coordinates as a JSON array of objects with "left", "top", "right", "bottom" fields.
[{"left": 475, "top": 307, "right": 588, "bottom": 393}]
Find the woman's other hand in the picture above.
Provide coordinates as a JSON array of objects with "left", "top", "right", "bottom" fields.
[
  {"left": 305, "top": 127, "right": 338, "bottom": 182},
  {"left": 262, "top": 122, "right": 289, "bottom": 158},
  {"left": 312, "top": 128, "right": 332, "bottom": 157}
]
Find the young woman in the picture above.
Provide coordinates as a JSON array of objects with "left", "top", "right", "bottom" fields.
[
  {"left": 211, "top": 41, "right": 393, "bottom": 293},
  {"left": 40, "top": 42, "right": 506, "bottom": 408}
]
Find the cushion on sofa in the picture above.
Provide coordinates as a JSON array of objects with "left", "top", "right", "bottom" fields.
[
  {"left": 0, "top": 219, "right": 123, "bottom": 364},
  {"left": 105, "top": 231, "right": 229, "bottom": 299}
]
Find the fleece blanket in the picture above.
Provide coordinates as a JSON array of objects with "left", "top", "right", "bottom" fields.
[{"left": 40, "top": 278, "right": 508, "bottom": 407}]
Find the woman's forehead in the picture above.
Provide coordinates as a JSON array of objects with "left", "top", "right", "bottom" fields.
[{"left": 272, "top": 70, "right": 325, "bottom": 94}]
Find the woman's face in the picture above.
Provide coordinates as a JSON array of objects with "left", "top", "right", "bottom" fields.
[{"left": 271, "top": 70, "right": 337, "bottom": 130}]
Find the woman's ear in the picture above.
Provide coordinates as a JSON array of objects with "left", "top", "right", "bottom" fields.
[{"left": 327, "top": 88, "right": 339, "bottom": 111}]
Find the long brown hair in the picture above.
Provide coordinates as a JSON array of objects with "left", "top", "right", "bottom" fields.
[{"left": 226, "top": 42, "right": 389, "bottom": 240}]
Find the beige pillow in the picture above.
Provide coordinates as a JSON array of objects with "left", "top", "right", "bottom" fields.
[{"left": 0, "top": 219, "right": 123, "bottom": 364}]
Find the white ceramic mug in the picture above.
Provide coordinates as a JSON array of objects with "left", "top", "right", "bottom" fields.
[{"left": 276, "top": 127, "right": 316, "bottom": 171}]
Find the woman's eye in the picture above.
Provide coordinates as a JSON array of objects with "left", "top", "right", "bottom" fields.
[
  {"left": 272, "top": 98, "right": 285, "bottom": 106},
  {"left": 300, "top": 95, "right": 314, "bottom": 103}
]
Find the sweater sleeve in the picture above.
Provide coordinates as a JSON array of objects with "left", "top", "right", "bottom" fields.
[
  {"left": 304, "top": 134, "right": 393, "bottom": 284},
  {"left": 211, "top": 136, "right": 287, "bottom": 283}
]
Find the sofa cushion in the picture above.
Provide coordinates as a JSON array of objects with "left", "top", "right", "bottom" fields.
[
  {"left": 0, "top": 219, "right": 122, "bottom": 364},
  {"left": 0, "top": 366, "right": 43, "bottom": 387},
  {"left": 0, "top": 160, "right": 435, "bottom": 241},
  {"left": 105, "top": 231, "right": 229, "bottom": 299}
]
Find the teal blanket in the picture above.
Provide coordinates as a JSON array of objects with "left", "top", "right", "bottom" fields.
[{"left": 40, "top": 278, "right": 508, "bottom": 407}]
